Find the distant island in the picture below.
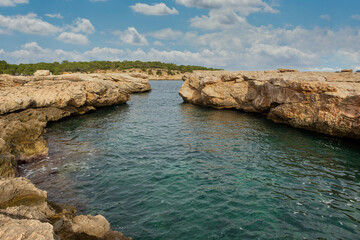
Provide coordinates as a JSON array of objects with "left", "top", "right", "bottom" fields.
[{"left": 0, "top": 60, "right": 221, "bottom": 76}]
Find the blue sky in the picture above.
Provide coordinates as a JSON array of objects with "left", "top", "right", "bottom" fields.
[{"left": 0, "top": 0, "right": 359, "bottom": 71}]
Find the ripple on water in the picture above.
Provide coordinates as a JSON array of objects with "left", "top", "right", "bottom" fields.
[{"left": 21, "top": 80, "right": 360, "bottom": 240}]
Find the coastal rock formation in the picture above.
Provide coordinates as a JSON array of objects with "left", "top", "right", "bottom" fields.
[
  {"left": 179, "top": 71, "right": 360, "bottom": 139},
  {"left": 0, "top": 177, "right": 131, "bottom": 240},
  {"left": 0, "top": 73, "right": 151, "bottom": 167},
  {"left": 0, "top": 73, "right": 148, "bottom": 239}
]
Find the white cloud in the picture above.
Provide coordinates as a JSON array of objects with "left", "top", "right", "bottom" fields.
[
  {"left": 177, "top": 0, "right": 277, "bottom": 30},
  {"left": 114, "top": 27, "right": 148, "bottom": 46},
  {"left": 70, "top": 17, "right": 95, "bottom": 34},
  {"left": 320, "top": 14, "right": 331, "bottom": 21},
  {"left": 176, "top": 0, "right": 277, "bottom": 14},
  {"left": 190, "top": 9, "right": 246, "bottom": 30},
  {"left": 153, "top": 41, "right": 164, "bottom": 46},
  {"left": 57, "top": 32, "right": 89, "bottom": 45},
  {"left": 149, "top": 28, "right": 183, "bottom": 40},
  {"left": 352, "top": 15, "right": 360, "bottom": 21},
  {"left": 0, "top": 13, "right": 61, "bottom": 35},
  {"left": 0, "top": 0, "right": 28, "bottom": 7},
  {"left": 45, "top": 13, "right": 63, "bottom": 19},
  {"left": 130, "top": 3, "right": 178, "bottom": 16}
]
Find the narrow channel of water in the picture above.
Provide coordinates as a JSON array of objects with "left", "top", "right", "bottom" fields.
[{"left": 21, "top": 80, "right": 360, "bottom": 239}]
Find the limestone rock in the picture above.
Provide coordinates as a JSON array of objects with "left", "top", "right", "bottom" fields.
[
  {"left": 34, "top": 70, "right": 51, "bottom": 76},
  {"left": 71, "top": 215, "right": 110, "bottom": 238},
  {"left": 0, "top": 177, "right": 132, "bottom": 239},
  {"left": 341, "top": 69, "right": 353, "bottom": 73},
  {"left": 0, "top": 154, "right": 18, "bottom": 177},
  {"left": 0, "top": 72, "right": 150, "bottom": 168},
  {"left": 0, "top": 214, "right": 57, "bottom": 240},
  {"left": 179, "top": 71, "right": 360, "bottom": 139},
  {"left": 0, "top": 177, "right": 47, "bottom": 209}
]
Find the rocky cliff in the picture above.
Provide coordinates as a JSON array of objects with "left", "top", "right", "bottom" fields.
[
  {"left": 0, "top": 73, "right": 151, "bottom": 176},
  {"left": 0, "top": 72, "right": 150, "bottom": 239},
  {"left": 179, "top": 70, "right": 360, "bottom": 139}
]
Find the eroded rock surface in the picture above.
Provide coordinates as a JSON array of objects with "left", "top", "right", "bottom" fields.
[
  {"left": 179, "top": 71, "right": 360, "bottom": 139},
  {"left": 0, "top": 73, "right": 151, "bottom": 174},
  {"left": 0, "top": 177, "right": 132, "bottom": 240},
  {"left": 0, "top": 74, "right": 146, "bottom": 237}
]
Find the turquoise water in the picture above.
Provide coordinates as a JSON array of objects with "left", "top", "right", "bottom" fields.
[{"left": 22, "top": 81, "right": 360, "bottom": 239}]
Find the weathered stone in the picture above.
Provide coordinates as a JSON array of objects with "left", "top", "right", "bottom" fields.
[
  {"left": 0, "top": 214, "right": 57, "bottom": 240},
  {"left": 71, "top": 215, "right": 111, "bottom": 238},
  {"left": 0, "top": 177, "right": 47, "bottom": 209},
  {"left": 341, "top": 69, "right": 353, "bottom": 73},
  {"left": 179, "top": 71, "right": 360, "bottom": 139},
  {"left": 0, "top": 73, "right": 151, "bottom": 167},
  {"left": 0, "top": 154, "right": 18, "bottom": 177},
  {"left": 34, "top": 70, "right": 51, "bottom": 76},
  {"left": 0, "top": 177, "right": 132, "bottom": 239},
  {"left": 0, "top": 202, "right": 55, "bottom": 221}
]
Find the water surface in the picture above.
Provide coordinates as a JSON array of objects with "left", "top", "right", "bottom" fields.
[{"left": 22, "top": 80, "right": 360, "bottom": 239}]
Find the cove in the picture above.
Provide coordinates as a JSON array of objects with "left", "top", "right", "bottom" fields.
[{"left": 20, "top": 80, "right": 360, "bottom": 239}]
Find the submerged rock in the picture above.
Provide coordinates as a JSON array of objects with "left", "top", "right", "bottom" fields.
[{"left": 179, "top": 71, "right": 360, "bottom": 139}]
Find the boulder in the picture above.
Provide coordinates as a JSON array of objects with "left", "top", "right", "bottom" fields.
[{"left": 71, "top": 215, "right": 111, "bottom": 238}]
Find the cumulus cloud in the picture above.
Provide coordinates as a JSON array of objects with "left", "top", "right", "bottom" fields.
[
  {"left": 176, "top": 0, "right": 277, "bottom": 14},
  {"left": 114, "top": 27, "right": 148, "bottom": 46},
  {"left": 0, "top": 0, "right": 28, "bottom": 7},
  {"left": 0, "top": 13, "right": 61, "bottom": 35},
  {"left": 352, "top": 15, "right": 360, "bottom": 21},
  {"left": 149, "top": 28, "right": 183, "bottom": 40},
  {"left": 153, "top": 41, "right": 164, "bottom": 46},
  {"left": 130, "top": 3, "right": 178, "bottom": 16},
  {"left": 177, "top": 0, "right": 277, "bottom": 30},
  {"left": 190, "top": 9, "right": 246, "bottom": 30},
  {"left": 320, "top": 14, "right": 331, "bottom": 21},
  {"left": 57, "top": 32, "right": 89, "bottom": 45},
  {"left": 70, "top": 17, "right": 95, "bottom": 34},
  {"left": 45, "top": 13, "right": 63, "bottom": 19}
]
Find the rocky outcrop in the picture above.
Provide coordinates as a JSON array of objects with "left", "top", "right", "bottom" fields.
[
  {"left": 0, "top": 73, "right": 149, "bottom": 238},
  {"left": 0, "top": 73, "right": 151, "bottom": 167},
  {"left": 0, "top": 177, "right": 131, "bottom": 240},
  {"left": 179, "top": 71, "right": 360, "bottom": 139}
]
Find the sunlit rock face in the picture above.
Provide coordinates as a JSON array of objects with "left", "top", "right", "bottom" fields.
[
  {"left": 0, "top": 73, "right": 151, "bottom": 176},
  {"left": 180, "top": 70, "right": 360, "bottom": 139}
]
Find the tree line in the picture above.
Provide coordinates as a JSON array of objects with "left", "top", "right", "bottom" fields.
[{"left": 0, "top": 60, "right": 221, "bottom": 75}]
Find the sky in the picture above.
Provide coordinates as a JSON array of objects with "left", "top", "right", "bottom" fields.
[{"left": 0, "top": 0, "right": 359, "bottom": 71}]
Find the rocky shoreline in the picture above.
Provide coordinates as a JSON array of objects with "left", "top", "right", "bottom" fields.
[
  {"left": 179, "top": 70, "right": 360, "bottom": 139},
  {"left": 0, "top": 72, "right": 151, "bottom": 239}
]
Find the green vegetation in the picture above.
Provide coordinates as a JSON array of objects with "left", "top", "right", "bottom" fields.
[{"left": 0, "top": 60, "right": 221, "bottom": 75}]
